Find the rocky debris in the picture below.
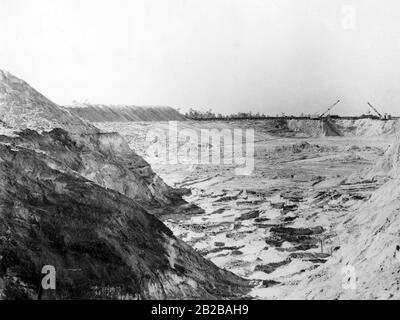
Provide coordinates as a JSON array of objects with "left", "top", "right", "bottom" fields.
[
  {"left": 265, "top": 226, "right": 324, "bottom": 250},
  {"left": 256, "top": 224, "right": 282, "bottom": 229},
  {"left": 281, "top": 191, "right": 304, "bottom": 202},
  {"left": 288, "top": 252, "right": 330, "bottom": 262},
  {"left": 261, "top": 280, "right": 281, "bottom": 288},
  {"left": 245, "top": 189, "right": 274, "bottom": 197},
  {"left": 312, "top": 184, "right": 374, "bottom": 208},
  {"left": 226, "top": 229, "right": 254, "bottom": 239},
  {"left": 311, "top": 176, "right": 326, "bottom": 186},
  {"left": 274, "top": 141, "right": 334, "bottom": 154},
  {"left": 264, "top": 237, "right": 286, "bottom": 247},
  {"left": 215, "top": 195, "right": 241, "bottom": 203},
  {"left": 275, "top": 244, "right": 319, "bottom": 252},
  {"left": 162, "top": 203, "right": 205, "bottom": 217},
  {"left": 281, "top": 204, "right": 298, "bottom": 214},
  {"left": 283, "top": 216, "right": 297, "bottom": 223},
  {"left": 267, "top": 142, "right": 339, "bottom": 164},
  {"left": 271, "top": 226, "right": 324, "bottom": 236},
  {"left": 199, "top": 245, "right": 245, "bottom": 256},
  {"left": 211, "top": 208, "right": 226, "bottom": 215},
  {"left": 236, "top": 200, "right": 265, "bottom": 206},
  {"left": 235, "top": 210, "right": 261, "bottom": 221},
  {"left": 270, "top": 202, "right": 285, "bottom": 209},
  {"left": 174, "top": 187, "right": 192, "bottom": 196},
  {"left": 312, "top": 190, "right": 342, "bottom": 204},
  {"left": 255, "top": 259, "right": 292, "bottom": 274}
]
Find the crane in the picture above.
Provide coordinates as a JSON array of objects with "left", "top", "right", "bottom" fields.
[
  {"left": 367, "top": 102, "right": 383, "bottom": 119},
  {"left": 319, "top": 100, "right": 341, "bottom": 118}
]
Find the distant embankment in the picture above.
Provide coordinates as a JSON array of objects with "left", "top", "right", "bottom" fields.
[
  {"left": 68, "top": 104, "right": 187, "bottom": 122},
  {"left": 288, "top": 118, "right": 400, "bottom": 137},
  {"left": 182, "top": 118, "right": 400, "bottom": 138}
]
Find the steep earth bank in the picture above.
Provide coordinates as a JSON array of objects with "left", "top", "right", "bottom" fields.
[
  {"left": 0, "top": 70, "right": 250, "bottom": 299},
  {"left": 0, "top": 133, "right": 249, "bottom": 299}
]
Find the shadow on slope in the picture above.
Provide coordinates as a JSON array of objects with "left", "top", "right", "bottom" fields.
[{"left": 0, "top": 134, "right": 250, "bottom": 299}]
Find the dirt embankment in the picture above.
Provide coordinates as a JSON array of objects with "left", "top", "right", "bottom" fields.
[
  {"left": 0, "top": 70, "right": 251, "bottom": 299},
  {"left": 284, "top": 140, "right": 400, "bottom": 299},
  {"left": 120, "top": 118, "right": 400, "bottom": 139},
  {"left": 0, "top": 70, "right": 185, "bottom": 211},
  {"left": 287, "top": 118, "right": 400, "bottom": 138},
  {"left": 0, "top": 133, "right": 249, "bottom": 299},
  {"left": 0, "top": 70, "right": 96, "bottom": 134},
  {"left": 68, "top": 104, "right": 187, "bottom": 122},
  {"left": 175, "top": 118, "right": 400, "bottom": 138}
]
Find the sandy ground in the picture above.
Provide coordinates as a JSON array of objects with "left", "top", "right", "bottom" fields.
[{"left": 96, "top": 120, "right": 397, "bottom": 299}]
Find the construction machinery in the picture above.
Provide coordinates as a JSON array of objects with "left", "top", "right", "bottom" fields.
[
  {"left": 367, "top": 102, "right": 392, "bottom": 120},
  {"left": 311, "top": 100, "right": 341, "bottom": 119}
]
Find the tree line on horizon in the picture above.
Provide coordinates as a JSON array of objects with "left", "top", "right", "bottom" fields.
[{"left": 184, "top": 108, "right": 316, "bottom": 120}]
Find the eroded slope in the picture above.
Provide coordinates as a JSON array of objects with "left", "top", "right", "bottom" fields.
[{"left": 0, "top": 137, "right": 249, "bottom": 299}]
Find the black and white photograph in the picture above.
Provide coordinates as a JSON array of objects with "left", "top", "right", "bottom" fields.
[{"left": 1, "top": 0, "right": 400, "bottom": 309}]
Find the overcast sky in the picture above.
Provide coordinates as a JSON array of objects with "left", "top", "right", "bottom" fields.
[{"left": 1, "top": 0, "right": 400, "bottom": 115}]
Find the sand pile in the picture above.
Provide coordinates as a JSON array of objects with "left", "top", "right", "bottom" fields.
[
  {"left": 284, "top": 140, "right": 400, "bottom": 299},
  {"left": 0, "top": 70, "right": 95, "bottom": 134},
  {"left": 334, "top": 119, "right": 400, "bottom": 137},
  {"left": 288, "top": 174, "right": 400, "bottom": 299},
  {"left": 286, "top": 119, "right": 342, "bottom": 137},
  {"left": 365, "top": 142, "right": 400, "bottom": 178},
  {"left": 322, "top": 119, "right": 342, "bottom": 136},
  {"left": 287, "top": 119, "right": 323, "bottom": 137},
  {"left": 68, "top": 104, "right": 187, "bottom": 122},
  {"left": 284, "top": 118, "right": 400, "bottom": 138}
]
